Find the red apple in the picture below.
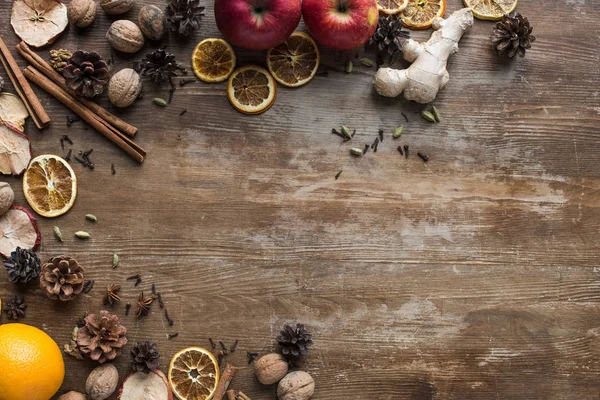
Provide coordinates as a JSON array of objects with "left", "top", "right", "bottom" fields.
[
  {"left": 302, "top": 0, "right": 378, "bottom": 50},
  {"left": 214, "top": 0, "right": 301, "bottom": 50}
]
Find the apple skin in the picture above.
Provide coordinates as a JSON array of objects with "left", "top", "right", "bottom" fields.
[
  {"left": 302, "top": 0, "right": 378, "bottom": 50},
  {"left": 214, "top": 0, "right": 301, "bottom": 50},
  {"left": 117, "top": 370, "right": 173, "bottom": 400}
]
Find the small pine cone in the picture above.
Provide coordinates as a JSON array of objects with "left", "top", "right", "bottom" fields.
[
  {"left": 130, "top": 341, "right": 160, "bottom": 373},
  {"left": 165, "top": 0, "right": 205, "bottom": 37},
  {"left": 62, "top": 50, "right": 110, "bottom": 98},
  {"left": 77, "top": 310, "right": 128, "bottom": 363},
  {"left": 3, "top": 247, "right": 41, "bottom": 284},
  {"left": 277, "top": 323, "right": 313, "bottom": 363},
  {"left": 3, "top": 295, "right": 27, "bottom": 320},
  {"left": 492, "top": 13, "right": 535, "bottom": 58},
  {"left": 39, "top": 255, "right": 85, "bottom": 301}
]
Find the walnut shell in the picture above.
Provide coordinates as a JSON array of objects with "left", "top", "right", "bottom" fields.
[
  {"left": 255, "top": 353, "right": 289, "bottom": 385},
  {"left": 277, "top": 371, "right": 315, "bottom": 400},
  {"left": 57, "top": 392, "right": 87, "bottom": 400},
  {"left": 138, "top": 5, "right": 165, "bottom": 41},
  {"left": 108, "top": 68, "right": 142, "bottom": 108},
  {"left": 86, "top": 363, "right": 119, "bottom": 400},
  {"left": 106, "top": 20, "right": 144, "bottom": 53},
  {"left": 0, "top": 182, "right": 15, "bottom": 216},
  {"left": 100, "top": 0, "right": 134, "bottom": 15},
  {"left": 67, "top": 0, "right": 96, "bottom": 28}
]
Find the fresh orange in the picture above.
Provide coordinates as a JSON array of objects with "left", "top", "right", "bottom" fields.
[
  {"left": 463, "top": 0, "right": 517, "bottom": 20},
  {"left": 227, "top": 65, "right": 277, "bottom": 115},
  {"left": 192, "top": 38, "right": 236, "bottom": 83},
  {"left": 168, "top": 347, "right": 220, "bottom": 400},
  {"left": 377, "top": 0, "right": 409, "bottom": 14},
  {"left": 266, "top": 32, "right": 320, "bottom": 88},
  {"left": 402, "top": 0, "right": 446, "bottom": 30},
  {"left": 23, "top": 154, "right": 77, "bottom": 218},
  {"left": 0, "top": 323, "right": 65, "bottom": 400}
]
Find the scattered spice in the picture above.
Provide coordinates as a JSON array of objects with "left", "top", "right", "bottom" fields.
[
  {"left": 378, "top": 129, "right": 384, "bottom": 142},
  {"left": 179, "top": 109, "right": 187, "bottom": 116},
  {"left": 75, "top": 231, "right": 90, "bottom": 239},
  {"left": 393, "top": 126, "right": 404, "bottom": 138},
  {"left": 125, "top": 302, "right": 131, "bottom": 316},
  {"left": 401, "top": 112, "right": 409, "bottom": 122},
  {"left": 136, "top": 292, "right": 153, "bottom": 317},
  {"left": 179, "top": 78, "right": 196, "bottom": 87},
  {"left": 247, "top": 351, "right": 258, "bottom": 364},
  {"left": 127, "top": 274, "right": 141, "bottom": 281},
  {"left": 151, "top": 283, "right": 156, "bottom": 295},
  {"left": 165, "top": 308, "right": 174, "bottom": 326},
  {"left": 220, "top": 341, "right": 228, "bottom": 351},
  {"left": 230, "top": 340, "right": 239, "bottom": 352},
  {"left": 65, "top": 149, "right": 72, "bottom": 162},
  {"left": 363, "top": 143, "right": 370, "bottom": 154},
  {"left": 112, "top": 254, "right": 119, "bottom": 268},
  {"left": 350, "top": 148, "right": 363, "bottom": 156},
  {"left": 397, "top": 145, "right": 404, "bottom": 156},
  {"left": 60, "top": 134, "right": 73, "bottom": 149},
  {"left": 341, "top": 126, "right": 352, "bottom": 139},
  {"left": 135, "top": 277, "right": 142, "bottom": 286},
  {"left": 431, "top": 105, "right": 441, "bottom": 122},
  {"left": 421, "top": 110, "right": 436, "bottom": 122},
  {"left": 157, "top": 292, "right": 164, "bottom": 308},
  {"left": 82, "top": 279, "right": 95, "bottom": 294},
  {"left": 103, "top": 284, "right": 121, "bottom": 305},
  {"left": 85, "top": 214, "right": 97, "bottom": 222},
  {"left": 335, "top": 170, "right": 342, "bottom": 180},
  {"left": 359, "top": 57, "right": 374, "bottom": 67},
  {"left": 111, "top": 163, "right": 116, "bottom": 175},
  {"left": 209, "top": 338, "right": 216, "bottom": 349},
  {"left": 66, "top": 115, "right": 80, "bottom": 127},
  {"left": 3, "top": 295, "right": 26, "bottom": 320},
  {"left": 82, "top": 148, "right": 94, "bottom": 169},
  {"left": 417, "top": 152, "right": 429, "bottom": 162},
  {"left": 168, "top": 87, "right": 175, "bottom": 104},
  {"left": 153, "top": 97, "right": 168, "bottom": 107},
  {"left": 54, "top": 226, "right": 63, "bottom": 242},
  {"left": 403, "top": 145, "right": 409, "bottom": 158},
  {"left": 345, "top": 60, "right": 353, "bottom": 73},
  {"left": 168, "top": 332, "right": 179, "bottom": 339}
]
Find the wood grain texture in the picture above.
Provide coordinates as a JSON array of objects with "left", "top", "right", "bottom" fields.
[{"left": 1, "top": 0, "right": 600, "bottom": 399}]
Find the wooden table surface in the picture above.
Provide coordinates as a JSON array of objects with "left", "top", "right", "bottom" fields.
[{"left": 1, "top": 0, "right": 600, "bottom": 399}]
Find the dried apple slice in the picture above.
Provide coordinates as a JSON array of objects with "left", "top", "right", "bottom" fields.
[
  {"left": 0, "top": 122, "right": 32, "bottom": 176},
  {"left": 0, "top": 205, "right": 41, "bottom": 258},
  {"left": 0, "top": 93, "right": 29, "bottom": 131},
  {"left": 11, "top": 0, "right": 68, "bottom": 48},
  {"left": 118, "top": 370, "right": 173, "bottom": 400}
]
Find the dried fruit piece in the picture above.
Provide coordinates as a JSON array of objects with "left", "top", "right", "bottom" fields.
[
  {"left": 463, "top": 0, "right": 517, "bottom": 21},
  {"left": 0, "top": 93, "right": 29, "bottom": 131},
  {"left": 402, "top": 0, "right": 446, "bottom": 30},
  {"left": 11, "top": 0, "right": 68, "bottom": 48},
  {"left": 168, "top": 347, "right": 219, "bottom": 400},
  {"left": 0, "top": 122, "right": 32, "bottom": 176},
  {"left": 227, "top": 65, "right": 276, "bottom": 115},
  {"left": 191, "top": 38, "right": 236, "bottom": 83},
  {"left": 266, "top": 32, "right": 320, "bottom": 88},
  {"left": 118, "top": 370, "right": 173, "bottom": 400},
  {"left": 0, "top": 206, "right": 42, "bottom": 258},
  {"left": 377, "top": 0, "right": 408, "bottom": 15},
  {"left": 23, "top": 154, "right": 77, "bottom": 218}
]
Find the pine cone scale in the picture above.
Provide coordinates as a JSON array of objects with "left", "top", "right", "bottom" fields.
[{"left": 40, "top": 256, "right": 85, "bottom": 301}]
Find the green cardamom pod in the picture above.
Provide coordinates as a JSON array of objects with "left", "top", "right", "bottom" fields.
[
  {"left": 112, "top": 254, "right": 119, "bottom": 269},
  {"left": 153, "top": 98, "right": 168, "bottom": 107},
  {"left": 345, "top": 60, "right": 353, "bottom": 74},
  {"left": 360, "top": 58, "right": 374, "bottom": 67},
  {"left": 75, "top": 231, "right": 90, "bottom": 239},
  {"left": 393, "top": 126, "right": 404, "bottom": 138},
  {"left": 431, "top": 105, "right": 441, "bottom": 122},
  {"left": 421, "top": 111, "right": 436, "bottom": 122},
  {"left": 350, "top": 148, "right": 363, "bottom": 156},
  {"left": 85, "top": 214, "right": 97, "bottom": 222},
  {"left": 341, "top": 126, "right": 352, "bottom": 138},
  {"left": 53, "top": 226, "right": 63, "bottom": 242}
]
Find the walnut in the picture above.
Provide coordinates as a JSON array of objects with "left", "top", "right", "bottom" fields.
[
  {"left": 67, "top": 0, "right": 96, "bottom": 28},
  {"left": 106, "top": 20, "right": 145, "bottom": 54},
  {"left": 277, "top": 371, "right": 315, "bottom": 400},
  {"left": 0, "top": 182, "right": 14, "bottom": 216},
  {"left": 255, "top": 353, "right": 289, "bottom": 385},
  {"left": 57, "top": 392, "right": 86, "bottom": 400},
  {"left": 138, "top": 5, "right": 166, "bottom": 41},
  {"left": 86, "top": 363, "right": 119, "bottom": 400},
  {"left": 108, "top": 68, "right": 142, "bottom": 108},
  {"left": 100, "top": 0, "right": 134, "bottom": 15}
]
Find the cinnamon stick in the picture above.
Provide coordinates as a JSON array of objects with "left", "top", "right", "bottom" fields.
[
  {"left": 0, "top": 36, "right": 50, "bottom": 129},
  {"left": 213, "top": 364, "right": 239, "bottom": 400},
  {"left": 24, "top": 66, "right": 145, "bottom": 163},
  {"left": 237, "top": 392, "right": 251, "bottom": 400},
  {"left": 16, "top": 42, "right": 137, "bottom": 137},
  {"left": 226, "top": 390, "right": 236, "bottom": 400}
]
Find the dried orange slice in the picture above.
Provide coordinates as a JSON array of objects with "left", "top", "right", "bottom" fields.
[
  {"left": 192, "top": 38, "right": 236, "bottom": 83},
  {"left": 11, "top": 0, "right": 68, "bottom": 48},
  {"left": 402, "top": 0, "right": 446, "bottom": 30},
  {"left": 377, "top": 0, "right": 409, "bottom": 14},
  {"left": 227, "top": 65, "right": 277, "bottom": 115},
  {"left": 168, "top": 347, "right": 220, "bottom": 400},
  {"left": 266, "top": 32, "right": 320, "bottom": 88},
  {"left": 23, "top": 155, "right": 77, "bottom": 218},
  {"left": 463, "top": 0, "right": 517, "bottom": 20}
]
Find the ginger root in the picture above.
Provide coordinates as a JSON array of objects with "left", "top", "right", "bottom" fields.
[{"left": 374, "top": 8, "right": 474, "bottom": 104}]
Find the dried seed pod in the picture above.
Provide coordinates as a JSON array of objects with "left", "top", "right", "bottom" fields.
[
  {"left": 108, "top": 68, "right": 142, "bottom": 108},
  {"left": 100, "top": 0, "right": 134, "bottom": 15},
  {"left": 67, "top": 0, "right": 97, "bottom": 28},
  {"left": 106, "top": 20, "right": 145, "bottom": 54},
  {"left": 138, "top": 5, "right": 166, "bottom": 41},
  {"left": 255, "top": 353, "right": 289, "bottom": 385},
  {"left": 277, "top": 371, "right": 315, "bottom": 400}
]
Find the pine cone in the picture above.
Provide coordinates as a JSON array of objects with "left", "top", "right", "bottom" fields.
[
  {"left": 77, "top": 310, "right": 128, "bottom": 363},
  {"left": 492, "top": 13, "right": 535, "bottom": 58},
  {"left": 130, "top": 341, "right": 160, "bottom": 373},
  {"left": 277, "top": 323, "right": 313, "bottom": 363},
  {"left": 368, "top": 14, "right": 410, "bottom": 63},
  {"left": 136, "top": 48, "right": 186, "bottom": 87},
  {"left": 49, "top": 49, "right": 72, "bottom": 73},
  {"left": 39, "top": 255, "right": 85, "bottom": 301},
  {"left": 3, "top": 247, "right": 41, "bottom": 284},
  {"left": 165, "top": 0, "right": 205, "bottom": 37},
  {"left": 62, "top": 51, "right": 110, "bottom": 98},
  {"left": 3, "top": 295, "right": 26, "bottom": 320}
]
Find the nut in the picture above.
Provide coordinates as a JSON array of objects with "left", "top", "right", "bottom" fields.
[
  {"left": 67, "top": 0, "right": 96, "bottom": 28},
  {"left": 100, "top": 0, "right": 134, "bottom": 15},
  {"left": 0, "top": 182, "right": 15, "bottom": 216},
  {"left": 138, "top": 5, "right": 166, "bottom": 41},
  {"left": 108, "top": 68, "right": 142, "bottom": 108},
  {"left": 57, "top": 392, "right": 86, "bottom": 400},
  {"left": 86, "top": 363, "right": 119, "bottom": 400},
  {"left": 277, "top": 371, "right": 315, "bottom": 400},
  {"left": 255, "top": 353, "right": 289, "bottom": 385},
  {"left": 106, "top": 20, "right": 145, "bottom": 54}
]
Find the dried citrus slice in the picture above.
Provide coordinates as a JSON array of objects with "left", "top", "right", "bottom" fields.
[
  {"left": 11, "top": 0, "right": 68, "bottom": 48},
  {"left": 192, "top": 38, "right": 236, "bottom": 83},
  {"left": 0, "top": 93, "right": 29, "bottom": 131},
  {"left": 402, "top": 0, "right": 446, "bottom": 30},
  {"left": 168, "top": 347, "right": 220, "bottom": 400},
  {"left": 227, "top": 65, "right": 277, "bottom": 115},
  {"left": 463, "top": 0, "right": 517, "bottom": 20},
  {"left": 23, "top": 155, "right": 77, "bottom": 218},
  {"left": 266, "top": 32, "right": 320, "bottom": 88},
  {"left": 377, "top": 0, "right": 409, "bottom": 14}
]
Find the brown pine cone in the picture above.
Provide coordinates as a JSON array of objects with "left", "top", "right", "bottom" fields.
[
  {"left": 77, "top": 310, "right": 128, "bottom": 363},
  {"left": 39, "top": 255, "right": 85, "bottom": 301},
  {"left": 62, "top": 51, "right": 110, "bottom": 98}
]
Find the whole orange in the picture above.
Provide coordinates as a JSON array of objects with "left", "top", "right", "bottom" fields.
[{"left": 0, "top": 323, "right": 65, "bottom": 400}]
